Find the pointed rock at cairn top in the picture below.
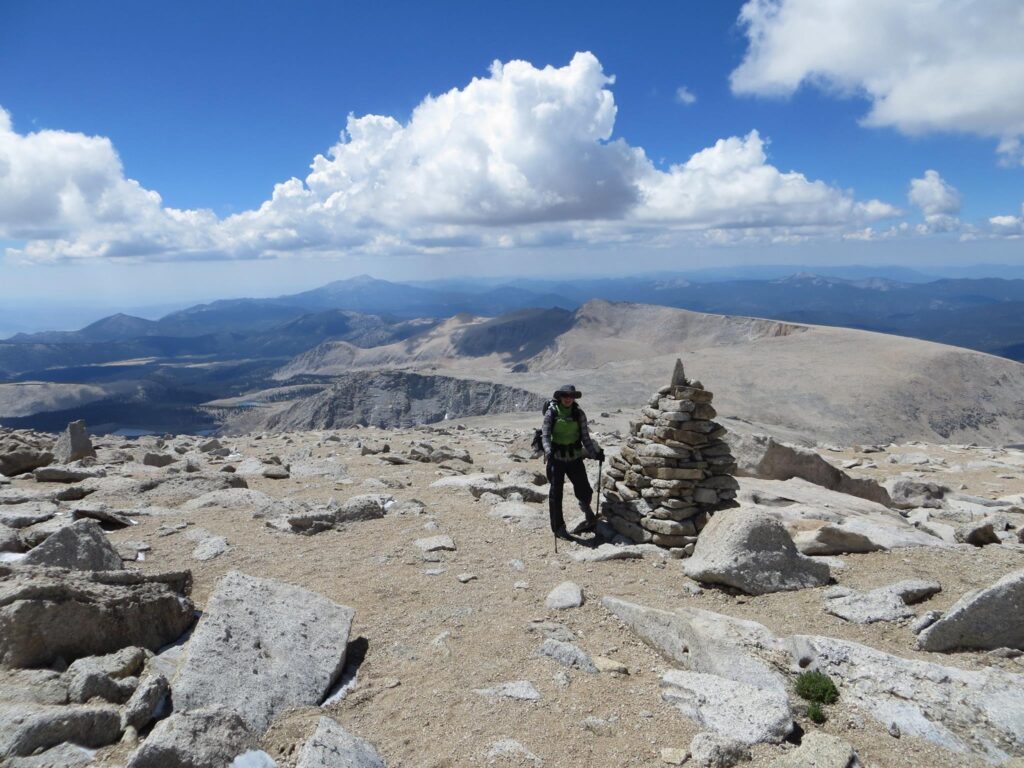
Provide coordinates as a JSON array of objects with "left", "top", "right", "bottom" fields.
[{"left": 670, "top": 358, "right": 687, "bottom": 388}]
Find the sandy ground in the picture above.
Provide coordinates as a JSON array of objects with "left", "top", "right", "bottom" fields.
[{"left": 21, "top": 423, "right": 1016, "bottom": 768}]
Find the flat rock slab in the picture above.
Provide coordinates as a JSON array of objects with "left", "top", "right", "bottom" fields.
[
  {"left": 608, "top": 597, "right": 1024, "bottom": 762},
  {"left": 767, "top": 732, "right": 861, "bottom": 768},
  {"left": 567, "top": 543, "right": 645, "bottom": 562},
  {"left": 172, "top": 571, "right": 354, "bottom": 733},
  {"left": 917, "top": 569, "right": 1024, "bottom": 652},
  {"left": 737, "top": 478, "right": 944, "bottom": 554},
  {"left": 33, "top": 466, "right": 104, "bottom": 483},
  {"left": 469, "top": 481, "right": 546, "bottom": 503},
  {"left": 296, "top": 716, "right": 385, "bottom": 768},
  {"left": 179, "top": 488, "right": 275, "bottom": 512},
  {"left": 22, "top": 519, "right": 123, "bottom": 571},
  {"left": 545, "top": 581, "right": 584, "bottom": 610},
  {"left": 191, "top": 536, "right": 229, "bottom": 562},
  {"left": 536, "top": 639, "right": 596, "bottom": 673},
  {"left": 684, "top": 510, "right": 830, "bottom": 595},
  {"left": 793, "top": 517, "right": 944, "bottom": 555},
  {"left": 474, "top": 681, "right": 542, "bottom": 701},
  {"left": 602, "top": 597, "right": 788, "bottom": 695},
  {"left": 824, "top": 579, "right": 941, "bottom": 624},
  {"left": 789, "top": 633, "right": 1024, "bottom": 760},
  {"left": 0, "top": 503, "right": 57, "bottom": 529},
  {"left": 414, "top": 535, "right": 456, "bottom": 552},
  {"left": 660, "top": 670, "right": 793, "bottom": 746},
  {"left": 126, "top": 707, "right": 255, "bottom": 768},
  {"left": 429, "top": 473, "right": 498, "bottom": 490},
  {"left": 0, "top": 567, "right": 193, "bottom": 668},
  {"left": 0, "top": 488, "right": 58, "bottom": 506},
  {"left": 5, "top": 742, "right": 96, "bottom": 767},
  {"left": 487, "top": 501, "right": 546, "bottom": 530},
  {"left": 0, "top": 703, "right": 121, "bottom": 758},
  {"left": 70, "top": 505, "right": 134, "bottom": 529},
  {"left": 139, "top": 474, "right": 248, "bottom": 507}
]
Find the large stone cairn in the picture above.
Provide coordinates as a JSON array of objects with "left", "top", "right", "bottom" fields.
[{"left": 601, "top": 360, "right": 738, "bottom": 554}]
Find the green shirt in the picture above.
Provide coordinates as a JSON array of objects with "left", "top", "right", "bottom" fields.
[{"left": 551, "top": 403, "right": 581, "bottom": 446}]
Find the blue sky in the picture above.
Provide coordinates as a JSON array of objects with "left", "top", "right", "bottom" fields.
[{"left": 1, "top": 0, "right": 1022, "bottom": 308}]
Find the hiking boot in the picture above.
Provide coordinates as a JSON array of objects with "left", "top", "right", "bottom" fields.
[
  {"left": 572, "top": 502, "right": 597, "bottom": 534},
  {"left": 571, "top": 518, "right": 597, "bottom": 535}
]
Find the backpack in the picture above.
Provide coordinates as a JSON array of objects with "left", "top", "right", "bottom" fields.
[{"left": 531, "top": 400, "right": 581, "bottom": 457}]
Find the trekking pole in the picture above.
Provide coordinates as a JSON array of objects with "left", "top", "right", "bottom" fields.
[{"left": 596, "top": 457, "right": 603, "bottom": 521}]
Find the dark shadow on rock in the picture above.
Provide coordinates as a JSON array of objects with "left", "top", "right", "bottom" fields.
[
  {"left": 785, "top": 721, "right": 804, "bottom": 745},
  {"left": 320, "top": 636, "right": 369, "bottom": 705}
]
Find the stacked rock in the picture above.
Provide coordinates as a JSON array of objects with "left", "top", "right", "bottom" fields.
[{"left": 600, "top": 359, "right": 738, "bottom": 554}]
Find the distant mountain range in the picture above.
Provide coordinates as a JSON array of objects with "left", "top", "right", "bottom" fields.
[
  {"left": 4, "top": 270, "right": 1024, "bottom": 436},
  {"left": 6, "top": 272, "right": 1024, "bottom": 371}
]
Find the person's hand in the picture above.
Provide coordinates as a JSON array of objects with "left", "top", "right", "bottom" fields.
[
  {"left": 544, "top": 452, "right": 552, "bottom": 464},
  {"left": 595, "top": 449, "right": 606, "bottom": 462}
]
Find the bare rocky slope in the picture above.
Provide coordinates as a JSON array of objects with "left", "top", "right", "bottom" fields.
[
  {"left": 211, "top": 371, "right": 547, "bottom": 433},
  {"left": 273, "top": 300, "right": 1024, "bottom": 446},
  {"left": 1, "top": 414, "right": 1023, "bottom": 768}
]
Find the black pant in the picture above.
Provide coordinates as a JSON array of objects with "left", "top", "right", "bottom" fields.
[{"left": 546, "top": 457, "right": 592, "bottom": 532}]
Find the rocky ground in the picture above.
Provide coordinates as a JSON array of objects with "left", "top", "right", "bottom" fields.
[{"left": 1, "top": 415, "right": 1023, "bottom": 768}]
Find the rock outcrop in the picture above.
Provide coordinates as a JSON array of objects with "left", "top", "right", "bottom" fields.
[
  {"left": 605, "top": 597, "right": 1024, "bottom": 763},
  {"left": 249, "top": 371, "right": 547, "bottom": 432},
  {"left": 0, "top": 566, "right": 193, "bottom": 667},
  {"left": 727, "top": 431, "right": 891, "bottom": 506}
]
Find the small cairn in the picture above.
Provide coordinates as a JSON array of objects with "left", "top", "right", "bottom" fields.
[{"left": 600, "top": 360, "right": 738, "bottom": 554}]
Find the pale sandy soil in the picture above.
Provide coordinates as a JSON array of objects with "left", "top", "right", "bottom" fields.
[{"left": 22, "top": 424, "right": 1016, "bottom": 768}]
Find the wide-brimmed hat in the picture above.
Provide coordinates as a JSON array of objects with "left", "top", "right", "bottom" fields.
[{"left": 553, "top": 384, "right": 582, "bottom": 399}]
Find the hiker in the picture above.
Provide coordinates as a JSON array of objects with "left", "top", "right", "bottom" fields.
[{"left": 541, "top": 384, "right": 604, "bottom": 540}]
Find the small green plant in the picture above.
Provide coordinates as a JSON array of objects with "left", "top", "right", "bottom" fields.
[
  {"left": 807, "top": 701, "right": 827, "bottom": 724},
  {"left": 795, "top": 671, "right": 839, "bottom": 705}
]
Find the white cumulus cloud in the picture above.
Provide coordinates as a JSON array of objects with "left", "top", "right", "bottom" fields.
[
  {"left": 3, "top": 52, "right": 902, "bottom": 263},
  {"left": 908, "top": 169, "right": 961, "bottom": 233},
  {"left": 674, "top": 86, "right": 697, "bottom": 105},
  {"left": 636, "top": 130, "right": 898, "bottom": 228},
  {"left": 988, "top": 204, "right": 1024, "bottom": 237},
  {"left": 731, "top": 0, "right": 1024, "bottom": 165}
]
